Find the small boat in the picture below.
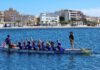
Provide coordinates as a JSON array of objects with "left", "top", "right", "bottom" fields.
[{"left": 0, "top": 47, "right": 92, "bottom": 55}]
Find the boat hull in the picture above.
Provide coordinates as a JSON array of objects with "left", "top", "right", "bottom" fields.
[{"left": 0, "top": 47, "right": 91, "bottom": 55}]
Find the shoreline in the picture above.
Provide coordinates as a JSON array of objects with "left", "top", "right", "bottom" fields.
[{"left": 0, "top": 26, "right": 100, "bottom": 29}]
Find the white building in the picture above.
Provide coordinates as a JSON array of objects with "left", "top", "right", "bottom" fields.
[
  {"left": 55, "top": 9, "right": 84, "bottom": 25},
  {"left": 0, "top": 11, "right": 4, "bottom": 27},
  {"left": 40, "top": 13, "right": 60, "bottom": 26}
]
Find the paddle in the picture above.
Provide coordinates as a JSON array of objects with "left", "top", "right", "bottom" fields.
[{"left": 74, "top": 42, "right": 91, "bottom": 55}]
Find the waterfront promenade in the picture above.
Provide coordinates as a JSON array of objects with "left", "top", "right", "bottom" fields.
[{"left": 1, "top": 25, "right": 100, "bottom": 29}]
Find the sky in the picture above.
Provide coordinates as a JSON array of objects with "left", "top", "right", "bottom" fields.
[{"left": 0, "top": 0, "right": 100, "bottom": 17}]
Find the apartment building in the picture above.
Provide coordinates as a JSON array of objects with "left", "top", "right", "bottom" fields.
[
  {"left": 40, "top": 13, "right": 60, "bottom": 26},
  {"left": 86, "top": 16, "right": 100, "bottom": 23},
  {"left": 0, "top": 11, "right": 4, "bottom": 22},
  {"left": 55, "top": 9, "right": 84, "bottom": 25},
  {"left": 32, "top": 16, "right": 40, "bottom": 26},
  {"left": 66, "top": 10, "right": 83, "bottom": 20},
  {"left": 3, "top": 8, "right": 36, "bottom": 27},
  {"left": 21, "top": 15, "right": 35, "bottom": 26},
  {"left": 4, "top": 8, "right": 20, "bottom": 22}
]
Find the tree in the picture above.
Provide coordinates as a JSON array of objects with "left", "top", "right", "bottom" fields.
[
  {"left": 60, "top": 21, "right": 69, "bottom": 25},
  {"left": 16, "top": 20, "right": 21, "bottom": 27},
  {"left": 60, "top": 16, "right": 65, "bottom": 22},
  {"left": 70, "top": 18, "right": 76, "bottom": 26},
  {"left": 82, "top": 18, "right": 87, "bottom": 25},
  {"left": 36, "top": 17, "right": 40, "bottom": 26},
  {"left": 28, "top": 20, "right": 33, "bottom": 26},
  {"left": 60, "top": 16, "right": 69, "bottom": 25},
  {"left": 86, "top": 21, "right": 97, "bottom": 26}
]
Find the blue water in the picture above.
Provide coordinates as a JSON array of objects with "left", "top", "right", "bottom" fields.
[{"left": 0, "top": 28, "right": 100, "bottom": 70}]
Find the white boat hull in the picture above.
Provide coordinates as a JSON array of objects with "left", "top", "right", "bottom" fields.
[{"left": 0, "top": 47, "right": 91, "bottom": 55}]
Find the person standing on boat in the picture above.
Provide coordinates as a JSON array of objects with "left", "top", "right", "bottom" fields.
[
  {"left": 69, "top": 32, "right": 74, "bottom": 49},
  {"left": 5, "top": 35, "right": 11, "bottom": 48}
]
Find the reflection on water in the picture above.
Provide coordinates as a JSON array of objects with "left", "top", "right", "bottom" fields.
[
  {"left": 0, "top": 52, "right": 100, "bottom": 70},
  {"left": 68, "top": 55, "right": 76, "bottom": 70}
]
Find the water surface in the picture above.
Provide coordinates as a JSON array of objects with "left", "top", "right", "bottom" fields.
[{"left": 0, "top": 28, "right": 100, "bottom": 70}]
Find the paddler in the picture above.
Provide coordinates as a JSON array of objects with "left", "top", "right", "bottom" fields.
[
  {"left": 5, "top": 35, "right": 11, "bottom": 48},
  {"left": 57, "top": 40, "right": 61, "bottom": 51},
  {"left": 50, "top": 41, "right": 55, "bottom": 51},
  {"left": 22, "top": 41, "right": 26, "bottom": 49},
  {"left": 69, "top": 32, "right": 74, "bottom": 49},
  {"left": 17, "top": 42, "right": 22, "bottom": 49},
  {"left": 41, "top": 41, "right": 45, "bottom": 50},
  {"left": 38, "top": 40, "right": 42, "bottom": 50},
  {"left": 57, "top": 40, "right": 64, "bottom": 52},
  {"left": 46, "top": 41, "right": 51, "bottom": 51},
  {"left": 32, "top": 40, "right": 36, "bottom": 50},
  {"left": 27, "top": 41, "right": 32, "bottom": 50}
]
